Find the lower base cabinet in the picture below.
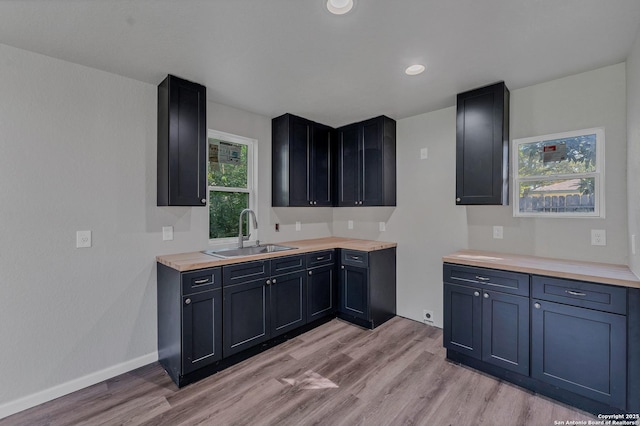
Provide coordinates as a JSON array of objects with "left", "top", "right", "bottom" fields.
[
  {"left": 444, "top": 262, "right": 638, "bottom": 415},
  {"left": 158, "top": 248, "right": 395, "bottom": 388},
  {"left": 338, "top": 247, "right": 396, "bottom": 329}
]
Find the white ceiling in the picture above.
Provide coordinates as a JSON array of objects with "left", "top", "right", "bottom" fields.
[{"left": 0, "top": 0, "right": 639, "bottom": 127}]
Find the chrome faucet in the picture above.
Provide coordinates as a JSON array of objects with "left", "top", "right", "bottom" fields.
[{"left": 238, "top": 209, "right": 258, "bottom": 248}]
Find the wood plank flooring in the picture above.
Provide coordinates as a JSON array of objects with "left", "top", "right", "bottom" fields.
[{"left": 1, "top": 317, "right": 596, "bottom": 426}]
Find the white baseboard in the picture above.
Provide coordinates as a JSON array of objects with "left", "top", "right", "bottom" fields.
[{"left": 0, "top": 352, "right": 158, "bottom": 420}]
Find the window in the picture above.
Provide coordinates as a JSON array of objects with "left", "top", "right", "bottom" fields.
[
  {"left": 513, "top": 128, "right": 604, "bottom": 218},
  {"left": 208, "top": 130, "right": 257, "bottom": 242}
]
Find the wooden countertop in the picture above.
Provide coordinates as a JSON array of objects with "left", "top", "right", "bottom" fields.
[
  {"left": 443, "top": 249, "right": 640, "bottom": 289},
  {"left": 157, "top": 237, "right": 397, "bottom": 272}
]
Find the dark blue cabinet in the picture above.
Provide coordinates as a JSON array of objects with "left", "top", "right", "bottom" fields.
[
  {"left": 482, "top": 290, "right": 529, "bottom": 375},
  {"left": 444, "top": 262, "right": 635, "bottom": 415},
  {"left": 531, "top": 277, "right": 627, "bottom": 409},
  {"left": 306, "top": 250, "right": 337, "bottom": 322},
  {"left": 337, "top": 116, "right": 396, "bottom": 206},
  {"left": 456, "top": 82, "right": 509, "bottom": 205},
  {"left": 443, "top": 280, "right": 529, "bottom": 375},
  {"left": 272, "top": 114, "right": 334, "bottom": 207},
  {"left": 338, "top": 248, "right": 396, "bottom": 329},
  {"left": 222, "top": 255, "right": 307, "bottom": 356},
  {"left": 157, "top": 75, "right": 207, "bottom": 207},
  {"left": 157, "top": 264, "right": 223, "bottom": 386}
]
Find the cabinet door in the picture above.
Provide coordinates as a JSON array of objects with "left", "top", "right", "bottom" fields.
[
  {"left": 270, "top": 271, "right": 307, "bottom": 337},
  {"left": 223, "top": 279, "right": 270, "bottom": 357},
  {"left": 157, "top": 75, "right": 207, "bottom": 207},
  {"left": 531, "top": 300, "right": 627, "bottom": 409},
  {"left": 289, "top": 115, "right": 312, "bottom": 206},
  {"left": 455, "top": 82, "right": 508, "bottom": 205},
  {"left": 312, "top": 124, "right": 333, "bottom": 206},
  {"left": 339, "top": 265, "right": 369, "bottom": 320},
  {"left": 443, "top": 283, "right": 482, "bottom": 359},
  {"left": 338, "top": 124, "right": 361, "bottom": 206},
  {"left": 182, "top": 289, "right": 222, "bottom": 374},
  {"left": 307, "top": 264, "right": 336, "bottom": 322},
  {"left": 481, "top": 290, "right": 529, "bottom": 375},
  {"left": 361, "top": 118, "right": 383, "bottom": 206}
]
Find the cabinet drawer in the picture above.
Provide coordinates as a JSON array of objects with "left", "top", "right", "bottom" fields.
[
  {"left": 271, "top": 255, "right": 305, "bottom": 276},
  {"left": 341, "top": 250, "right": 368, "bottom": 268},
  {"left": 306, "top": 250, "right": 335, "bottom": 267},
  {"left": 223, "top": 261, "right": 270, "bottom": 286},
  {"left": 182, "top": 267, "right": 221, "bottom": 295},
  {"left": 532, "top": 275, "right": 627, "bottom": 314},
  {"left": 443, "top": 263, "right": 529, "bottom": 297}
]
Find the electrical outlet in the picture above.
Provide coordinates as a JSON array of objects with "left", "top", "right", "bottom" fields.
[
  {"left": 162, "top": 226, "right": 173, "bottom": 241},
  {"left": 423, "top": 309, "right": 434, "bottom": 325},
  {"left": 420, "top": 148, "right": 428, "bottom": 159},
  {"left": 591, "top": 229, "right": 606, "bottom": 246},
  {"left": 379, "top": 222, "right": 386, "bottom": 232},
  {"left": 493, "top": 226, "right": 503, "bottom": 239},
  {"left": 76, "top": 230, "right": 91, "bottom": 248},
  {"left": 275, "top": 223, "right": 280, "bottom": 232},
  {"left": 295, "top": 221, "right": 301, "bottom": 231},
  {"left": 348, "top": 220, "right": 354, "bottom": 230}
]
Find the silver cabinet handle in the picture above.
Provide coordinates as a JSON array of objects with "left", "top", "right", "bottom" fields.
[
  {"left": 341, "top": 265, "right": 345, "bottom": 269},
  {"left": 308, "top": 270, "right": 313, "bottom": 275},
  {"left": 534, "top": 302, "right": 541, "bottom": 309},
  {"left": 475, "top": 276, "right": 491, "bottom": 281},
  {"left": 201, "top": 198, "right": 206, "bottom": 204},
  {"left": 456, "top": 198, "right": 461, "bottom": 202},
  {"left": 354, "top": 201, "right": 358, "bottom": 205},
  {"left": 185, "top": 298, "right": 191, "bottom": 305},
  {"left": 473, "top": 291, "right": 480, "bottom": 297},
  {"left": 272, "top": 278, "right": 277, "bottom": 284},
  {"left": 266, "top": 279, "right": 271, "bottom": 285},
  {"left": 565, "top": 290, "right": 587, "bottom": 297},
  {"left": 483, "top": 293, "right": 489, "bottom": 299},
  {"left": 316, "top": 256, "right": 325, "bottom": 260},
  {"left": 351, "top": 256, "right": 360, "bottom": 260},
  {"left": 194, "top": 278, "right": 209, "bottom": 285}
]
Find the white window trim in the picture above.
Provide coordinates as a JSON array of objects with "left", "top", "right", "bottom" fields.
[
  {"left": 512, "top": 127, "right": 605, "bottom": 219},
  {"left": 207, "top": 129, "right": 258, "bottom": 246}
]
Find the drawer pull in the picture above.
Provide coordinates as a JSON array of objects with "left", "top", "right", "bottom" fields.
[
  {"left": 475, "top": 276, "right": 491, "bottom": 281},
  {"left": 565, "top": 290, "right": 587, "bottom": 297},
  {"left": 194, "top": 278, "right": 210, "bottom": 285},
  {"left": 534, "top": 302, "right": 541, "bottom": 309},
  {"left": 351, "top": 256, "right": 360, "bottom": 260},
  {"left": 316, "top": 256, "right": 325, "bottom": 260}
]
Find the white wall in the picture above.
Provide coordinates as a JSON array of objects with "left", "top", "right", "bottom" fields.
[
  {"left": 467, "top": 63, "right": 628, "bottom": 264},
  {"left": 627, "top": 28, "right": 640, "bottom": 276},
  {"left": 342, "top": 63, "right": 629, "bottom": 326}
]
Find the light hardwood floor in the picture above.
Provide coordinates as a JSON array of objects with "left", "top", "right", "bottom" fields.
[{"left": 2, "top": 317, "right": 595, "bottom": 426}]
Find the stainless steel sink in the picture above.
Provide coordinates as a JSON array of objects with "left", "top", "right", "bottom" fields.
[{"left": 203, "top": 244, "right": 297, "bottom": 259}]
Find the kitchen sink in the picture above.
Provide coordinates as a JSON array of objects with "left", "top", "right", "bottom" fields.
[{"left": 203, "top": 244, "right": 297, "bottom": 259}]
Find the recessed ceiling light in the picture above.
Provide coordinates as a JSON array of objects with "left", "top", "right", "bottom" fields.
[
  {"left": 405, "top": 64, "right": 426, "bottom": 76},
  {"left": 327, "top": 0, "right": 354, "bottom": 15}
]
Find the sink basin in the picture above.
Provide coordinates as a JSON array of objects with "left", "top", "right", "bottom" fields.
[{"left": 203, "top": 244, "right": 297, "bottom": 259}]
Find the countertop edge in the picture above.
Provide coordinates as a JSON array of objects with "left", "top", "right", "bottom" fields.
[
  {"left": 443, "top": 250, "right": 640, "bottom": 289},
  {"left": 157, "top": 237, "right": 397, "bottom": 272}
]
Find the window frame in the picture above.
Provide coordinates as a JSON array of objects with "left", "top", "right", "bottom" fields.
[
  {"left": 207, "top": 129, "right": 258, "bottom": 245},
  {"left": 512, "top": 127, "right": 605, "bottom": 219}
]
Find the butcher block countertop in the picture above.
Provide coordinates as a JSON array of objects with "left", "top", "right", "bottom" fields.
[
  {"left": 157, "top": 237, "right": 397, "bottom": 272},
  {"left": 443, "top": 249, "right": 640, "bottom": 289}
]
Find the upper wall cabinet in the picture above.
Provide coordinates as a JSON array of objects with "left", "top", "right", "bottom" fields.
[
  {"left": 337, "top": 116, "right": 396, "bottom": 207},
  {"left": 157, "top": 75, "right": 207, "bottom": 207},
  {"left": 456, "top": 82, "right": 509, "bottom": 205},
  {"left": 272, "top": 114, "right": 335, "bottom": 207}
]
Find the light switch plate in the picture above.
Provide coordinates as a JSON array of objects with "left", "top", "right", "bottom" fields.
[
  {"left": 295, "top": 221, "right": 301, "bottom": 231},
  {"left": 162, "top": 226, "right": 174, "bottom": 241},
  {"left": 76, "top": 230, "right": 91, "bottom": 248},
  {"left": 348, "top": 220, "right": 354, "bottom": 230},
  {"left": 420, "top": 148, "right": 428, "bottom": 159},
  {"left": 379, "top": 222, "right": 386, "bottom": 232}
]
